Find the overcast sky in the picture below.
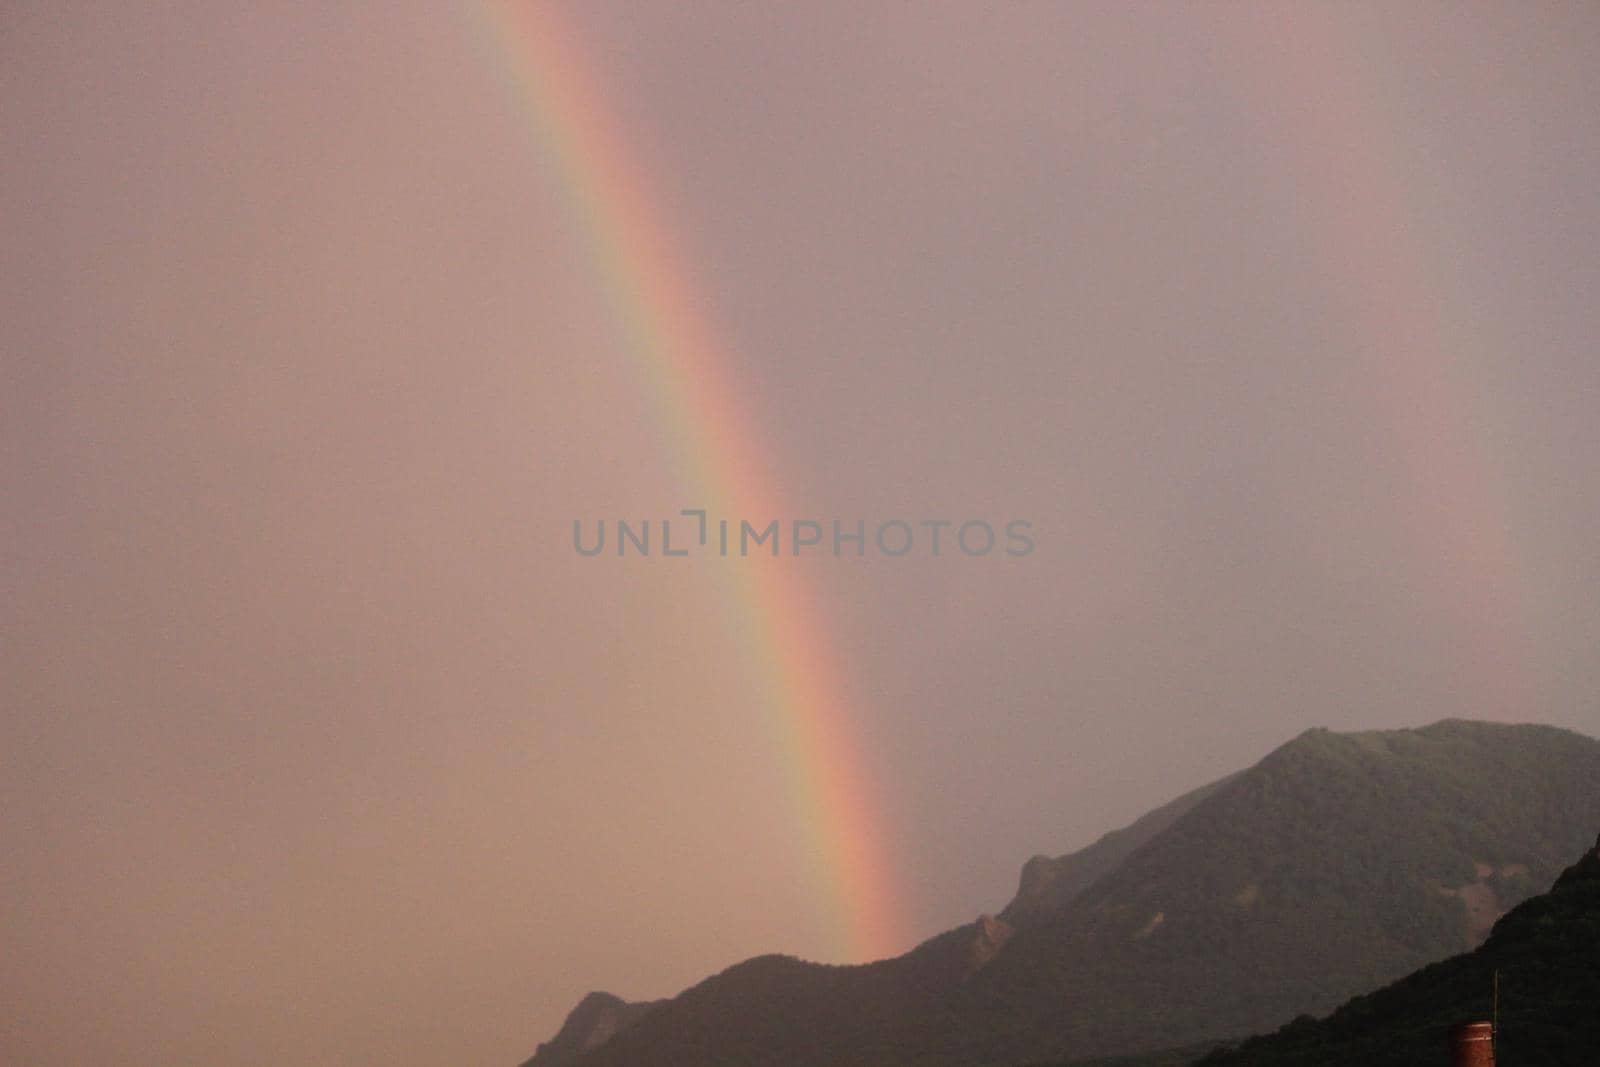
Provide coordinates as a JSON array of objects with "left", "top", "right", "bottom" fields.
[{"left": 5, "top": 3, "right": 1600, "bottom": 1065}]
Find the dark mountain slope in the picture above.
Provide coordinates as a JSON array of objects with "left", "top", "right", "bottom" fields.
[
  {"left": 521, "top": 992, "right": 662, "bottom": 1067},
  {"left": 574, "top": 914, "right": 1015, "bottom": 1067},
  {"left": 1002, "top": 773, "right": 1240, "bottom": 928},
  {"left": 1195, "top": 829, "right": 1600, "bottom": 1066},
  {"left": 923, "top": 721, "right": 1600, "bottom": 1066},
  {"left": 529, "top": 774, "right": 1212, "bottom": 1067},
  {"left": 522, "top": 720, "right": 1600, "bottom": 1067}
]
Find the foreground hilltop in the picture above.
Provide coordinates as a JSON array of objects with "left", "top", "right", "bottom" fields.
[
  {"left": 1194, "top": 828, "right": 1600, "bottom": 1066},
  {"left": 520, "top": 719, "right": 1600, "bottom": 1067}
]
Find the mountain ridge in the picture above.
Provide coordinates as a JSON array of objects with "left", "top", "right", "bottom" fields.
[
  {"left": 930, "top": 719, "right": 1600, "bottom": 1065},
  {"left": 519, "top": 992, "right": 663, "bottom": 1067},
  {"left": 520, "top": 719, "right": 1600, "bottom": 1067},
  {"left": 1002, "top": 772, "right": 1241, "bottom": 928}
]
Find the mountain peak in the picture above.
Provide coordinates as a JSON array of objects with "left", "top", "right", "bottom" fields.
[
  {"left": 952, "top": 719, "right": 1600, "bottom": 1065},
  {"left": 1262, "top": 718, "right": 1591, "bottom": 768},
  {"left": 522, "top": 991, "right": 662, "bottom": 1067},
  {"left": 521, "top": 720, "right": 1600, "bottom": 1067}
]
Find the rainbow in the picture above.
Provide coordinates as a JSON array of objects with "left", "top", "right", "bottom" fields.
[
  {"left": 1239, "top": 7, "right": 1535, "bottom": 720},
  {"left": 474, "top": 2, "right": 906, "bottom": 962}
]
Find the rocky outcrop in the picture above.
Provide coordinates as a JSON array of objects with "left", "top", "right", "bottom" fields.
[
  {"left": 967, "top": 914, "right": 1014, "bottom": 972},
  {"left": 521, "top": 991, "right": 661, "bottom": 1067}
]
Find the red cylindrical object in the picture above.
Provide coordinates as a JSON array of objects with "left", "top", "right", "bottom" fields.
[{"left": 1450, "top": 1021, "right": 1495, "bottom": 1067}]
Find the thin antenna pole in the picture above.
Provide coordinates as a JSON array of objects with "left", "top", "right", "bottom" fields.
[{"left": 1493, "top": 969, "right": 1500, "bottom": 1057}]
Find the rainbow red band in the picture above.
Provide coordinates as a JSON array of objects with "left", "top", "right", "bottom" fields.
[{"left": 478, "top": 1, "right": 906, "bottom": 962}]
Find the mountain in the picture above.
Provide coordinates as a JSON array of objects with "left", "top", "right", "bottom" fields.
[
  {"left": 548, "top": 914, "right": 1018, "bottom": 1067},
  {"left": 1192, "top": 829, "right": 1600, "bottom": 1066},
  {"left": 1001, "top": 773, "right": 1239, "bottom": 929},
  {"left": 924, "top": 720, "right": 1600, "bottom": 1065},
  {"left": 519, "top": 720, "right": 1600, "bottom": 1067},
  {"left": 520, "top": 993, "right": 663, "bottom": 1067},
  {"left": 1036, "top": 1044, "right": 1227, "bottom": 1067},
  {"left": 525, "top": 752, "right": 1198, "bottom": 1067}
]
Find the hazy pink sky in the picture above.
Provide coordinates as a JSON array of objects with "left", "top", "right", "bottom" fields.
[{"left": 5, "top": 3, "right": 1600, "bottom": 1064}]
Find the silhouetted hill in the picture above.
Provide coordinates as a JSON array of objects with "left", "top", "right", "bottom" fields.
[
  {"left": 529, "top": 781, "right": 1193, "bottom": 1067},
  {"left": 519, "top": 720, "right": 1600, "bottom": 1067},
  {"left": 926, "top": 721, "right": 1600, "bottom": 1065},
  {"left": 1193, "top": 829, "right": 1600, "bottom": 1066},
  {"left": 1002, "top": 774, "right": 1240, "bottom": 928},
  {"left": 1037, "top": 1043, "right": 1226, "bottom": 1067},
  {"left": 569, "top": 914, "right": 1016, "bottom": 1067},
  {"left": 520, "top": 992, "right": 662, "bottom": 1067}
]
